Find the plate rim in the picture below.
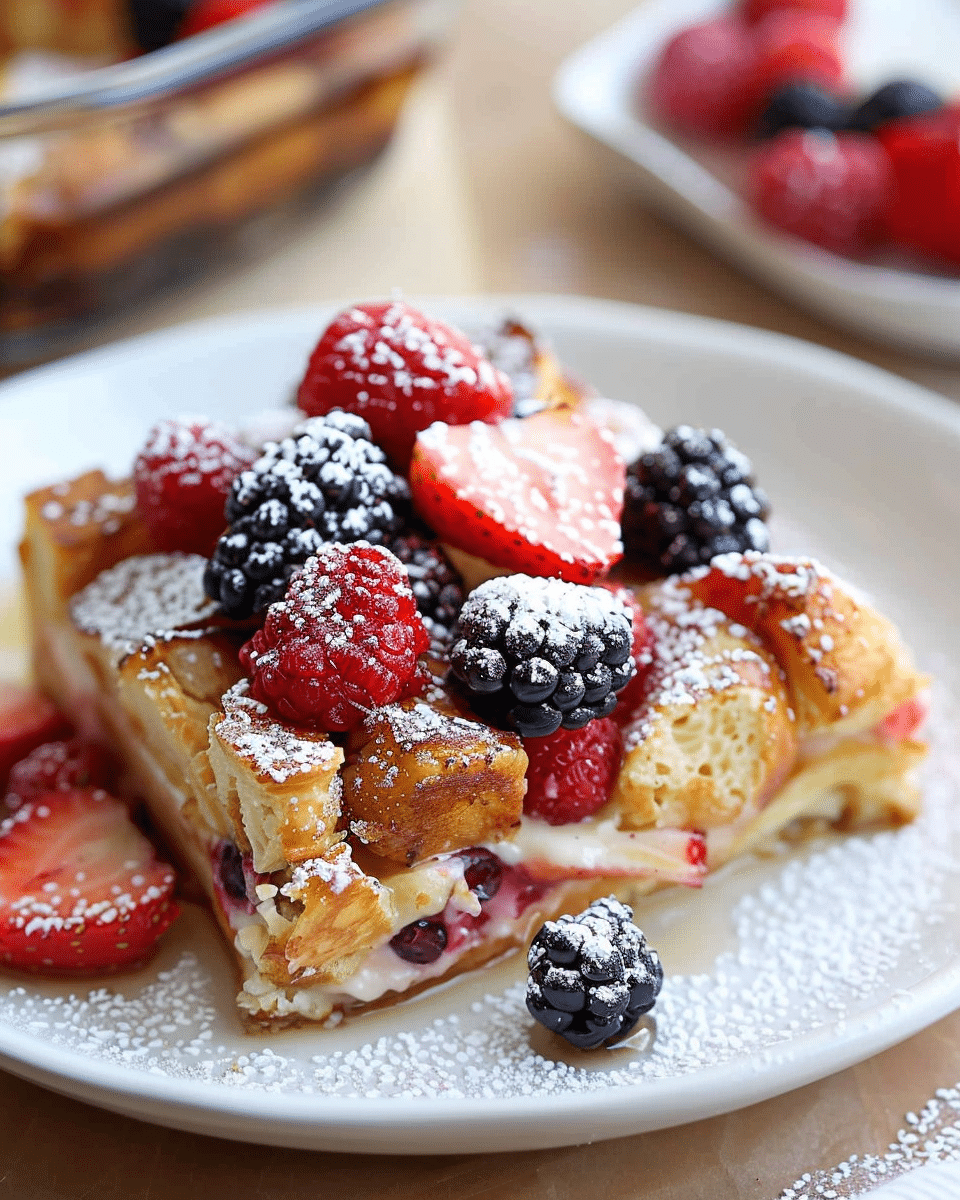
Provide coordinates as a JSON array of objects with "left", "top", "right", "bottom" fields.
[{"left": 1, "top": 293, "right": 959, "bottom": 1152}]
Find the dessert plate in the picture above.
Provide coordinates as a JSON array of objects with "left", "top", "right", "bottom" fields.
[
  {"left": 0, "top": 296, "right": 959, "bottom": 1154},
  {"left": 554, "top": 0, "right": 960, "bottom": 357}
]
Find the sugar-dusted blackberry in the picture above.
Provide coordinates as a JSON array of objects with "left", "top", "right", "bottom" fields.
[
  {"left": 757, "top": 82, "right": 848, "bottom": 139},
  {"left": 622, "top": 425, "right": 771, "bottom": 576},
  {"left": 204, "top": 411, "right": 411, "bottom": 619},
  {"left": 526, "top": 896, "right": 663, "bottom": 1049},
  {"left": 848, "top": 80, "right": 943, "bottom": 133},
  {"left": 389, "top": 530, "right": 464, "bottom": 648},
  {"left": 449, "top": 576, "right": 635, "bottom": 738}
]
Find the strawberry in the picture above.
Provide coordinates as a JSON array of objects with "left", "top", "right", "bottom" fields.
[
  {"left": 6, "top": 739, "right": 114, "bottom": 809},
  {"left": 879, "top": 107, "right": 960, "bottom": 264},
  {"left": 875, "top": 695, "right": 929, "bottom": 741},
  {"left": 751, "top": 10, "right": 845, "bottom": 98},
  {"left": 178, "top": 0, "right": 275, "bottom": 38},
  {"left": 0, "top": 683, "right": 70, "bottom": 791},
  {"left": 297, "top": 300, "right": 513, "bottom": 468},
  {"left": 409, "top": 408, "right": 626, "bottom": 584},
  {"left": 0, "top": 789, "right": 178, "bottom": 975}
]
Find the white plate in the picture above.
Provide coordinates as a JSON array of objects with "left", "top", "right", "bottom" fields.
[
  {"left": 0, "top": 296, "right": 958, "bottom": 1154},
  {"left": 554, "top": 0, "right": 960, "bottom": 357}
]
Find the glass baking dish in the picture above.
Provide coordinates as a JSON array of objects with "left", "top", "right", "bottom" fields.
[{"left": 0, "top": 0, "right": 457, "bottom": 364}]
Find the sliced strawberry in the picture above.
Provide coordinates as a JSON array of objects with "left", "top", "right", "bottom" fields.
[
  {"left": 0, "top": 683, "right": 70, "bottom": 792},
  {"left": 409, "top": 408, "right": 626, "bottom": 584},
  {"left": 6, "top": 739, "right": 114, "bottom": 809},
  {"left": 0, "top": 789, "right": 178, "bottom": 975}
]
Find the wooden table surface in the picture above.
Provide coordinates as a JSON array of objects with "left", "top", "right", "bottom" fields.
[{"left": 2, "top": 2, "right": 959, "bottom": 1196}]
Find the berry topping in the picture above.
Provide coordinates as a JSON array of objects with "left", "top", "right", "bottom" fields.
[
  {"left": 622, "top": 425, "right": 771, "bottom": 576},
  {"left": 389, "top": 530, "right": 464, "bottom": 648},
  {"left": 0, "top": 788, "right": 178, "bottom": 975},
  {"left": 134, "top": 416, "right": 255, "bottom": 557},
  {"left": 749, "top": 129, "right": 892, "bottom": 255},
  {"left": 410, "top": 408, "right": 625, "bottom": 584},
  {"left": 757, "top": 81, "right": 848, "bottom": 138},
  {"left": 389, "top": 917, "right": 448, "bottom": 964},
  {"left": 523, "top": 718, "right": 623, "bottom": 826},
  {"left": 127, "top": 0, "right": 192, "bottom": 51},
  {"left": 450, "top": 576, "right": 635, "bottom": 738},
  {"left": 878, "top": 107, "right": 960, "bottom": 264},
  {"left": 602, "top": 587, "right": 655, "bottom": 723},
  {"left": 6, "top": 739, "right": 114, "bottom": 810},
  {"left": 178, "top": 0, "right": 274, "bottom": 39},
  {"left": 751, "top": 11, "right": 844, "bottom": 97},
  {"left": 297, "top": 301, "right": 513, "bottom": 469},
  {"left": 239, "top": 543, "right": 430, "bottom": 730},
  {"left": 526, "top": 896, "right": 663, "bottom": 1049},
  {"left": 743, "top": 0, "right": 847, "bottom": 20},
  {"left": 204, "top": 412, "right": 411, "bottom": 620},
  {"left": 0, "top": 683, "right": 70, "bottom": 791},
  {"left": 649, "top": 16, "right": 760, "bottom": 138},
  {"left": 848, "top": 80, "right": 943, "bottom": 133}
]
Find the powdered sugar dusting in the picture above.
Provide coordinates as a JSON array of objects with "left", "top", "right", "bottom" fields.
[
  {"left": 216, "top": 681, "right": 338, "bottom": 785},
  {"left": 0, "top": 678, "right": 954, "bottom": 1114},
  {"left": 70, "top": 554, "right": 219, "bottom": 655}
]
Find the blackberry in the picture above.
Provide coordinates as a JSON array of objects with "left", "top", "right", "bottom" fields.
[
  {"left": 622, "top": 425, "right": 770, "bottom": 576},
  {"left": 847, "top": 80, "right": 942, "bottom": 133},
  {"left": 389, "top": 530, "right": 464, "bottom": 648},
  {"left": 757, "top": 82, "right": 848, "bottom": 139},
  {"left": 526, "top": 897, "right": 663, "bottom": 1050},
  {"left": 204, "top": 411, "right": 410, "bottom": 619},
  {"left": 126, "top": 0, "right": 192, "bottom": 51},
  {"left": 449, "top": 576, "right": 634, "bottom": 739}
]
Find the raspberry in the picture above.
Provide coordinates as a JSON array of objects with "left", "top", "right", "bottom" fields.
[
  {"left": 648, "top": 16, "right": 759, "bottom": 138},
  {"left": 6, "top": 739, "right": 114, "bottom": 809},
  {"left": 743, "top": 0, "right": 848, "bottom": 24},
  {"left": 205, "top": 411, "right": 411, "bottom": 620},
  {"left": 134, "top": 417, "right": 254, "bottom": 557},
  {"left": 751, "top": 11, "right": 844, "bottom": 99},
  {"left": 297, "top": 300, "right": 513, "bottom": 468},
  {"left": 526, "top": 897, "right": 663, "bottom": 1049},
  {"left": 450, "top": 576, "right": 635, "bottom": 739},
  {"left": 523, "top": 719, "right": 623, "bottom": 826},
  {"left": 749, "top": 129, "right": 892, "bottom": 254},
  {"left": 623, "top": 426, "right": 770, "bottom": 575},
  {"left": 848, "top": 80, "right": 943, "bottom": 133},
  {"left": 239, "top": 543, "right": 430, "bottom": 730}
]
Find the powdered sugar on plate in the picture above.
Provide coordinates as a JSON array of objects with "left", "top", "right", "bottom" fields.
[{"left": 0, "top": 671, "right": 956, "bottom": 1111}]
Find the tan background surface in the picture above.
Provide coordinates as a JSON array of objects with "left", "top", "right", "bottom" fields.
[{"left": 1, "top": 1, "right": 958, "bottom": 1196}]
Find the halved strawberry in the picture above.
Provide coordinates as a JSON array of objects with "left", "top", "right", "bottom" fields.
[
  {"left": 409, "top": 408, "right": 625, "bottom": 584},
  {"left": 0, "top": 788, "right": 178, "bottom": 975},
  {"left": 0, "top": 683, "right": 70, "bottom": 791}
]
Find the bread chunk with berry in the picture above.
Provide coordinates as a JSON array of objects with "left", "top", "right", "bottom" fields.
[
  {"left": 613, "top": 583, "right": 796, "bottom": 831},
  {"left": 342, "top": 698, "right": 527, "bottom": 865},
  {"left": 208, "top": 682, "right": 344, "bottom": 873},
  {"left": 682, "top": 552, "right": 929, "bottom": 738}
]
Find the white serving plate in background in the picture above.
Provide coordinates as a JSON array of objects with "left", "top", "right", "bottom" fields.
[
  {"left": 0, "top": 296, "right": 958, "bottom": 1153},
  {"left": 554, "top": 0, "right": 960, "bottom": 356}
]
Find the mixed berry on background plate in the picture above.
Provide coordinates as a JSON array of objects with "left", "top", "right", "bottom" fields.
[{"left": 648, "top": 0, "right": 960, "bottom": 266}]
